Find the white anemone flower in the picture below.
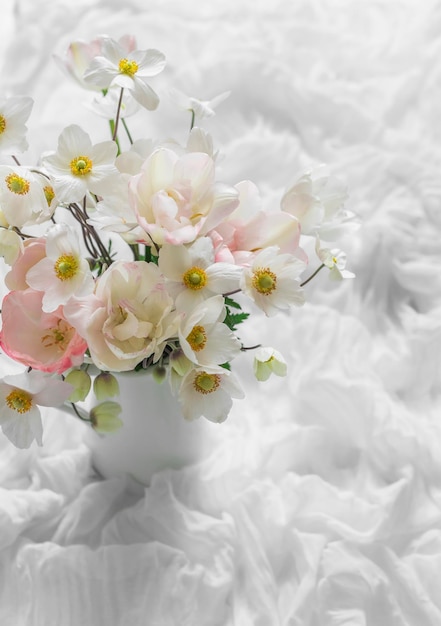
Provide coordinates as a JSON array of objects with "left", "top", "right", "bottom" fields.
[
  {"left": 26, "top": 223, "right": 94, "bottom": 313},
  {"left": 281, "top": 165, "right": 356, "bottom": 241},
  {"left": 178, "top": 367, "right": 244, "bottom": 423},
  {"left": 53, "top": 34, "right": 137, "bottom": 90},
  {"left": 315, "top": 237, "right": 355, "bottom": 281},
  {"left": 169, "top": 87, "right": 230, "bottom": 120},
  {"left": 0, "top": 96, "right": 33, "bottom": 154},
  {"left": 87, "top": 175, "right": 150, "bottom": 244},
  {"left": 158, "top": 237, "right": 242, "bottom": 312},
  {"left": 42, "top": 124, "right": 118, "bottom": 203},
  {"left": 240, "top": 246, "right": 306, "bottom": 317},
  {"left": 0, "top": 371, "right": 73, "bottom": 448},
  {"left": 253, "top": 347, "right": 287, "bottom": 382},
  {"left": 0, "top": 165, "right": 51, "bottom": 228},
  {"left": 83, "top": 37, "right": 166, "bottom": 110},
  {"left": 179, "top": 295, "right": 241, "bottom": 371}
]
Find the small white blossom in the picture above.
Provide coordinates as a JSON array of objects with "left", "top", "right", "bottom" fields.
[
  {"left": 87, "top": 175, "right": 149, "bottom": 244},
  {"left": 178, "top": 295, "right": 241, "bottom": 371},
  {"left": 253, "top": 347, "right": 287, "bottom": 382},
  {"left": 26, "top": 223, "right": 94, "bottom": 312},
  {"left": 240, "top": 246, "right": 305, "bottom": 317},
  {"left": 0, "top": 96, "right": 33, "bottom": 154},
  {"left": 42, "top": 124, "right": 118, "bottom": 203},
  {"left": 178, "top": 367, "right": 244, "bottom": 423},
  {"left": 54, "top": 35, "right": 137, "bottom": 90},
  {"left": 158, "top": 237, "right": 242, "bottom": 312},
  {"left": 169, "top": 87, "right": 230, "bottom": 120},
  {"left": 281, "top": 165, "right": 356, "bottom": 241},
  {"left": 315, "top": 237, "right": 355, "bottom": 281},
  {"left": 0, "top": 165, "right": 51, "bottom": 228},
  {"left": 0, "top": 371, "right": 73, "bottom": 448},
  {"left": 84, "top": 37, "right": 166, "bottom": 110}
]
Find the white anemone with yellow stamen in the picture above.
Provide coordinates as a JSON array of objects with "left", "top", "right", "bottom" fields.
[
  {"left": 179, "top": 295, "right": 241, "bottom": 371},
  {"left": 0, "top": 96, "right": 33, "bottom": 154},
  {"left": 0, "top": 371, "right": 73, "bottom": 448},
  {"left": 42, "top": 124, "right": 119, "bottom": 203},
  {"left": 178, "top": 366, "right": 244, "bottom": 423},
  {"left": 158, "top": 237, "right": 242, "bottom": 312},
  {"left": 26, "top": 223, "right": 94, "bottom": 313},
  {"left": 0, "top": 165, "right": 52, "bottom": 228},
  {"left": 83, "top": 36, "right": 166, "bottom": 110},
  {"left": 241, "top": 246, "right": 306, "bottom": 317}
]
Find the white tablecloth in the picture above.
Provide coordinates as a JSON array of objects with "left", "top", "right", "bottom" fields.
[{"left": 1, "top": 1, "right": 441, "bottom": 624}]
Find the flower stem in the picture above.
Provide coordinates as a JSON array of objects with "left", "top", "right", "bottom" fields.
[
  {"left": 300, "top": 263, "right": 325, "bottom": 287},
  {"left": 130, "top": 243, "right": 140, "bottom": 260},
  {"left": 189, "top": 109, "right": 195, "bottom": 131},
  {"left": 109, "top": 119, "right": 121, "bottom": 154},
  {"left": 223, "top": 289, "right": 242, "bottom": 297},
  {"left": 112, "top": 88, "right": 124, "bottom": 142},
  {"left": 69, "top": 402, "right": 92, "bottom": 423},
  {"left": 122, "top": 118, "right": 133, "bottom": 144}
]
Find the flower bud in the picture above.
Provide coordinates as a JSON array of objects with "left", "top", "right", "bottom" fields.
[
  {"left": 169, "top": 348, "right": 192, "bottom": 377},
  {"left": 90, "top": 401, "right": 123, "bottom": 433},
  {"left": 93, "top": 372, "right": 120, "bottom": 401},
  {"left": 64, "top": 368, "right": 91, "bottom": 402},
  {"left": 0, "top": 229, "right": 24, "bottom": 265},
  {"left": 151, "top": 365, "right": 167, "bottom": 384},
  {"left": 253, "top": 347, "right": 287, "bottom": 382}
]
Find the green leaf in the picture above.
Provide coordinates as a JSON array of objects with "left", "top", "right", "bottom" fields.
[
  {"left": 223, "top": 310, "right": 249, "bottom": 331},
  {"left": 224, "top": 296, "right": 242, "bottom": 310}
]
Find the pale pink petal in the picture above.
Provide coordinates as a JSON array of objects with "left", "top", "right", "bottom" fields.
[
  {"left": 200, "top": 182, "right": 240, "bottom": 234},
  {"left": 175, "top": 152, "right": 214, "bottom": 198}
]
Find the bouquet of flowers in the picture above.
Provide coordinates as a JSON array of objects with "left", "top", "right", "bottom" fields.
[{"left": 0, "top": 35, "right": 356, "bottom": 449}]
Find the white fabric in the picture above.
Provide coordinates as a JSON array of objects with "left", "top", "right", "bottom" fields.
[{"left": 1, "top": 0, "right": 441, "bottom": 623}]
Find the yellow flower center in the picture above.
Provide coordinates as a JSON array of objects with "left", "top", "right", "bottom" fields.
[
  {"left": 5, "top": 173, "right": 30, "bottom": 195},
  {"left": 252, "top": 267, "right": 277, "bottom": 295},
  {"left": 44, "top": 185, "right": 55, "bottom": 206},
  {"left": 193, "top": 372, "right": 221, "bottom": 395},
  {"left": 118, "top": 58, "right": 139, "bottom": 76},
  {"left": 0, "top": 114, "right": 6, "bottom": 135},
  {"left": 186, "top": 325, "right": 207, "bottom": 352},
  {"left": 5, "top": 389, "right": 33, "bottom": 414},
  {"left": 41, "top": 319, "right": 74, "bottom": 351},
  {"left": 182, "top": 266, "right": 207, "bottom": 291},
  {"left": 54, "top": 254, "right": 79, "bottom": 281},
  {"left": 70, "top": 155, "right": 93, "bottom": 176}
]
